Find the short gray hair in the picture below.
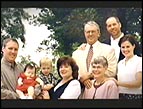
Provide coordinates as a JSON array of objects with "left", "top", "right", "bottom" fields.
[
  {"left": 84, "top": 21, "right": 100, "bottom": 35},
  {"left": 91, "top": 56, "right": 108, "bottom": 67}
]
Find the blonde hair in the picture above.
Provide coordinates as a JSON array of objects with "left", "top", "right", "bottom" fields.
[{"left": 39, "top": 57, "right": 52, "bottom": 67}]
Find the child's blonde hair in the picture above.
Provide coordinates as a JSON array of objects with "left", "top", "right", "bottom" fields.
[{"left": 39, "top": 57, "right": 52, "bottom": 68}]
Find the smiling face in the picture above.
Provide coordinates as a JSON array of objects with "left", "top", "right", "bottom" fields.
[
  {"left": 106, "top": 17, "right": 122, "bottom": 39},
  {"left": 2, "top": 40, "right": 19, "bottom": 63},
  {"left": 41, "top": 63, "right": 52, "bottom": 76},
  {"left": 91, "top": 56, "right": 108, "bottom": 80},
  {"left": 59, "top": 63, "right": 73, "bottom": 79},
  {"left": 120, "top": 40, "right": 135, "bottom": 59},
  {"left": 84, "top": 21, "right": 100, "bottom": 45},
  {"left": 92, "top": 63, "right": 107, "bottom": 79},
  {"left": 57, "top": 56, "right": 79, "bottom": 80},
  {"left": 40, "top": 57, "right": 53, "bottom": 76}
]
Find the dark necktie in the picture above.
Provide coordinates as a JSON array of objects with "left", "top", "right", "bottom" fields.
[{"left": 86, "top": 45, "right": 93, "bottom": 72}]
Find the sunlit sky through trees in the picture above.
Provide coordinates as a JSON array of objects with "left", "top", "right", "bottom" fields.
[{"left": 16, "top": 8, "right": 53, "bottom": 65}]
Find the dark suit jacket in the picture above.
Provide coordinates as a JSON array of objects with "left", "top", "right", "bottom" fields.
[{"left": 103, "top": 38, "right": 124, "bottom": 62}]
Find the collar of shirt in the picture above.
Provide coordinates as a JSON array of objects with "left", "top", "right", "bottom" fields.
[
  {"left": 86, "top": 41, "right": 100, "bottom": 50},
  {"left": 121, "top": 55, "right": 136, "bottom": 65},
  {"left": 1, "top": 57, "right": 17, "bottom": 69},
  {"left": 110, "top": 32, "right": 124, "bottom": 44}
]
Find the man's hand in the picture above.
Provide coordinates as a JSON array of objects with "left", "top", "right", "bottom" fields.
[
  {"left": 78, "top": 43, "right": 86, "bottom": 50},
  {"left": 83, "top": 79, "right": 92, "bottom": 89},
  {"left": 80, "top": 73, "right": 94, "bottom": 89},
  {"left": 80, "top": 74, "right": 89, "bottom": 83}
]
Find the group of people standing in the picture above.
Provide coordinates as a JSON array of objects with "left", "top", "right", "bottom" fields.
[
  {"left": 1, "top": 16, "right": 142, "bottom": 100},
  {"left": 73, "top": 16, "right": 142, "bottom": 99}
]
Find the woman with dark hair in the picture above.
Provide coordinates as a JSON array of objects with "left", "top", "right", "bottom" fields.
[
  {"left": 118, "top": 34, "right": 142, "bottom": 57},
  {"left": 49, "top": 56, "right": 81, "bottom": 99},
  {"left": 116, "top": 34, "right": 142, "bottom": 99}
]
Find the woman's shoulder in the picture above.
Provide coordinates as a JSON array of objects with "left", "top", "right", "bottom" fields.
[
  {"left": 104, "top": 78, "right": 117, "bottom": 86},
  {"left": 118, "top": 58, "right": 125, "bottom": 65},
  {"left": 134, "top": 55, "right": 142, "bottom": 60},
  {"left": 69, "top": 79, "right": 80, "bottom": 85}
]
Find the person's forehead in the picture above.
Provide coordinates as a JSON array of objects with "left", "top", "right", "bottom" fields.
[
  {"left": 6, "top": 40, "right": 18, "bottom": 46},
  {"left": 61, "top": 63, "right": 71, "bottom": 66},
  {"left": 106, "top": 17, "right": 117, "bottom": 24},
  {"left": 41, "top": 63, "right": 52, "bottom": 67},
  {"left": 26, "top": 67, "right": 35, "bottom": 70},
  {"left": 121, "top": 40, "right": 132, "bottom": 45},
  {"left": 92, "top": 63, "right": 103, "bottom": 66},
  {"left": 85, "top": 24, "right": 98, "bottom": 30}
]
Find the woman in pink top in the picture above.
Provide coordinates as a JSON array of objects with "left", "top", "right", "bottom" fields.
[{"left": 81, "top": 56, "right": 119, "bottom": 99}]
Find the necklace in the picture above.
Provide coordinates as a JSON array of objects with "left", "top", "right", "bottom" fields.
[
  {"left": 93, "top": 79, "right": 106, "bottom": 89},
  {"left": 92, "top": 79, "right": 106, "bottom": 99}
]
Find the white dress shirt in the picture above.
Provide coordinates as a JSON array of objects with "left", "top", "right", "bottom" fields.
[{"left": 110, "top": 33, "right": 124, "bottom": 61}]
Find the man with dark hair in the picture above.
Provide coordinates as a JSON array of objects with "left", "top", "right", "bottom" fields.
[{"left": 103, "top": 16, "right": 125, "bottom": 62}]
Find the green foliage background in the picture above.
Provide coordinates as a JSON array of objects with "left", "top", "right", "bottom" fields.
[{"left": 1, "top": 8, "right": 142, "bottom": 60}]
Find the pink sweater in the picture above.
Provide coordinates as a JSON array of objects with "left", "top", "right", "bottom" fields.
[{"left": 82, "top": 79, "right": 119, "bottom": 99}]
